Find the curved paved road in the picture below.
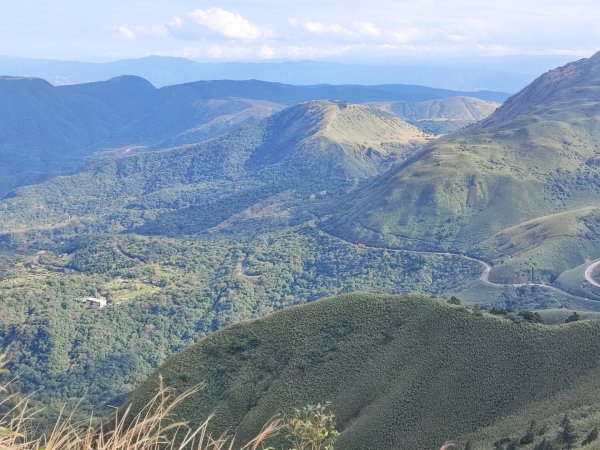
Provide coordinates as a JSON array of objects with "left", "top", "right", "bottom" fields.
[
  {"left": 320, "top": 229, "right": 599, "bottom": 303},
  {"left": 585, "top": 260, "right": 600, "bottom": 288}
]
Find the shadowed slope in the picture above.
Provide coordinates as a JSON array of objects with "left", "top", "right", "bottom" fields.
[{"left": 0, "top": 75, "right": 498, "bottom": 196}]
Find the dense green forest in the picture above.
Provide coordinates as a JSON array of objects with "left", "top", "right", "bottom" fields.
[
  {"left": 0, "top": 93, "right": 596, "bottom": 428},
  {"left": 324, "top": 53, "right": 600, "bottom": 285},
  {"left": 0, "top": 226, "right": 487, "bottom": 417},
  {"left": 0, "top": 75, "right": 499, "bottom": 196}
]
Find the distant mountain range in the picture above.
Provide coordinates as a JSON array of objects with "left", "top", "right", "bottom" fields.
[
  {"left": 0, "top": 54, "right": 576, "bottom": 92},
  {"left": 0, "top": 75, "right": 502, "bottom": 196},
  {"left": 0, "top": 100, "right": 432, "bottom": 237},
  {"left": 369, "top": 96, "right": 499, "bottom": 134},
  {"left": 5, "top": 52, "right": 600, "bottom": 286}
]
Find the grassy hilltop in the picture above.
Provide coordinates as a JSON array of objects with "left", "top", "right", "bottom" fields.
[
  {"left": 0, "top": 75, "right": 498, "bottom": 196},
  {"left": 369, "top": 95, "right": 499, "bottom": 133},
  {"left": 0, "top": 100, "right": 431, "bottom": 237},
  {"left": 131, "top": 293, "right": 600, "bottom": 449}
]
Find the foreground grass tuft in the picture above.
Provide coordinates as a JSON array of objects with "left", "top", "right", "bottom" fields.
[{"left": 0, "top": 358, "right": 281, "bottom": 450}]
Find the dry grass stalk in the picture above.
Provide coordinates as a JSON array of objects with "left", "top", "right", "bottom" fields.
[{"left": 0, "top": 357, "right": 281, "bottom": 450}]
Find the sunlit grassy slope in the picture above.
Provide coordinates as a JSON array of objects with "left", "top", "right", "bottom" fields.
[
  {"left": 131, "top": 293, "right": 600, "bottom": 450},
  {"left": 324, "top": 52, "right": 600, "bottom": 282},
  {"left": 0, "top": 101, "right": 431, "bottom": 236},
  {"left": 370, "top": 95, "right": 499, "bottom": 133},
  {"left": 0, "top": 75, "right": 493, "bottom": 196}
]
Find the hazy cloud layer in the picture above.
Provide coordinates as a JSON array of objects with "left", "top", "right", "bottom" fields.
[{"left": 1, "top": 0, "right": 599, "bottom": 61}]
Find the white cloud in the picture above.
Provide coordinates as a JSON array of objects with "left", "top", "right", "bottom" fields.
[
  {"left": 353, "top": 21, "right": 381, "bottom": 37},
  {"left": 167, "top": 42, "right": 357, "bottom": 61},
  {"left": 376, "top": 44, "right": 398, "bottom": 50},
  {"left": 258, "top": 45, "right": 276, "bottom": 59},
  {"left": 113, "top": 24, "right": 168, "bottom": 40},
  {"left": 289, "top": 19, "right": 384, "bottom": 44},
  {"left": 167, "top": 17, "right": 183, "bottom": 30},
  {"left": 302, "top": 22, "right": 353, "bottom": 36},
  {"left": 115, "top": 26, "right": 135, "bottom": 40},
  {"left": 107, "top": 1, "right": 600, "bottom": 62},
  {"left": 447, "top": 34, "right": 467, "bottom": 43},
  {"left": 173, "top": 44, "right": 248, "bottom": 59},
  {"left": 280, "top": 44, "right": 358, "bottom": 58},
  {"left": 393, "top": 28, "right": 422, "bottom": 44},
  {"left": 186, "top": 8, "right": 272, "bottom": 40}
]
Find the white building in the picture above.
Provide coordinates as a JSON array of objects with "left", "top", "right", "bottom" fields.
[{"left": 83, "top": 297, "right": 107, "bottom": 308}]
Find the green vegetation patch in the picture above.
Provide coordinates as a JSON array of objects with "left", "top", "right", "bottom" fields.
[{"left": 131, "top": 293, "right": 600, "bottom": 450}]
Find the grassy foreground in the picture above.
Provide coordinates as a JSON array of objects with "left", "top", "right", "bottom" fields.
[
  {"left": 130, "top": 293, "right": 600, "bottom": 449},
  {"left": 0, "top": 357, "right": 280, "bottom": 450}
]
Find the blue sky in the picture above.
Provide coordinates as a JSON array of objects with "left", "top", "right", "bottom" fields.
[{"left": 1, "top": 0, "right": 599, "bottom": 61}]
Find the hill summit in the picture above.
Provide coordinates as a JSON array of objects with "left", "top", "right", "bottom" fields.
[
  {"left": 0, "top": 76, "right": 495, "bottom": 196},
  {"left": 0, "top": 100, "right": 432, "bottom": 236},
  {"left": 247, "top": 100, "right": 433, "bottom": 178},
  {"left": 481, "top": 50, "right": 600, "bottom": 128},
  {"left": 130, "top": 293, "right": 600, "bottom": 450}
]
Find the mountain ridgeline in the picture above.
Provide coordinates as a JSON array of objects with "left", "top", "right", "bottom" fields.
[
  {"left": 245, "top": 101, "right": 432, "bottom": 177},
  {"left": 325, "top": 52, "right": 600, "bottom": 283},
  {"left": 0, "top": 54, "right": 574, "bottom": 91},
  {"left": 131, "top": 293, "right": 600, "bottom": 450},
  {"left": 0, "top": 75, "right": 502, "bottom": 196},
  {"left": 0, "top": 100, "right": 431, "bottom": 237},
  {"left": 369, "top": 96, "right": 499, "bottom": 133},
  {"left": 4, "top": 53, "right": 600, "bottom": 449}
]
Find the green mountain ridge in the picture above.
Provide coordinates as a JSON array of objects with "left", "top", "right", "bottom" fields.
[
  {"left": 246, "top": 101, "right": 432, "bottom": 177},
  {"left": 4, "top": 53, "right": 600, "bottom": 440},
  {"left": 131, "top": 293, "right": 600, "bottom": 450},
  {"left": 480, "top": 51, "right": 600, "bottom": 128},
  {"left": 0, "top": 75, "right": 503, "bottom": 196},
  {"left": 0, "top": 100, "right": 431, "bottom": 237},
  {"left": 324, "top": 51, "right": 600, "bottom": 284},
  {"left": 0, "top": 76, "right": 274, "bottom": 195}
]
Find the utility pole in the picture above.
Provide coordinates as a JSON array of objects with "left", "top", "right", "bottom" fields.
[{"left": 531, "top": 266, "right": 534, "bottom": 284}]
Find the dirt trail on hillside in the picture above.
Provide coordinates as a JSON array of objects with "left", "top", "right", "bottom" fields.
[{"left": 236, "top": 254, "right": 260, "bottom": 280}]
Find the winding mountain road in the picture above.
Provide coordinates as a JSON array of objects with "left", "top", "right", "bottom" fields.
[
  {"left": 585, "top": 260, "right": 600, "bottom": 288},
  {"left": 319, "top": 229, "right": 600, "bottom": 303}
]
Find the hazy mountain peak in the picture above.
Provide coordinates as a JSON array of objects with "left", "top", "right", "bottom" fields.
[
  {"left": 590, "top": 50, "right": 600, "bottom": 60},
  {"left": 104, "top": 74, "right": 156, "bottom": 87},
  {"left": 0, "top": 75, "right": 46, "bottom": 81},
  {"left": 481, "top": 50, "right": 600, "bottom": 127},
  {"left": 69, "top": 74, "right": 157, "bottom": 93},
  {"left": 0, "top": 75, "right": 54, "bottom": 88}
]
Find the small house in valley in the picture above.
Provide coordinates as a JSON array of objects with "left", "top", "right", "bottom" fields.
[{"left": 83, "top": 297, "right": 107, "bottom": 308}]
